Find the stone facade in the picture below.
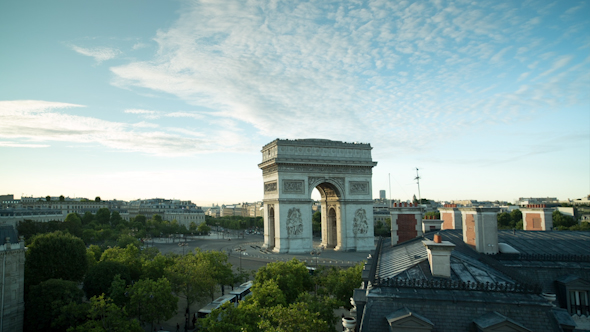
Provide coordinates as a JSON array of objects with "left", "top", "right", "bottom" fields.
[
  {"left": 439, "top": 204, "right": 462, "bottom": 230},
  {"left": 521, "top": 205, "right": 553, "bottom": 230},
  {"left": 0, "top": 227, "right": 25, "bottom": 332},
  {"left": 259, "top": 139, "right": 377, "bottom": 253},
  {"left": 390, "top": 203, "right": 423, "bottom": 246},
  {"left": 460, "top": 207, "right": 500, "bottom": 255}
]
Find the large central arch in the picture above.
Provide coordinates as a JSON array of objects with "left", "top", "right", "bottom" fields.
[{"left": 258, "top": 139, "right": 377, "bottom": 254}]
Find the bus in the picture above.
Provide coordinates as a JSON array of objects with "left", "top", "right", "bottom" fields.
[
  {"left": 197, "top": 294, "right": 237, "bottom": 319},
  {"left": 229, "top": 280, "right": 253, "bottom": 302}
]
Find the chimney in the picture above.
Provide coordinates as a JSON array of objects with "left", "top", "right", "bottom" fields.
[
  {"left": 438, "top": 205, "right": 462, "bottom": 230},
  {"left": 521, "top": 206, "right": 553, "bottom": 230},
  {"left": 423, "top": 235, "right": 455, "bottom": 278},
  {"left": 460, "top": 208, "right": 500, "bottom": 254},
  {"left": 390, "top": 204, "right": 423, "bottom": 245}
]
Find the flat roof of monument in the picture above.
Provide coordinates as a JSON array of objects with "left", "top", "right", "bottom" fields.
[{"left": 261, "top": 138, "right": 372, "bottom": 149}]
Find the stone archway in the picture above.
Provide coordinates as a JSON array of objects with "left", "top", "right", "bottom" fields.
[{"left": 259, "top": 139, "right": 377, "bottom": 254}]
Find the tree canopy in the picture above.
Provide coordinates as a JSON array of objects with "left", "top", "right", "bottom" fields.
[
  {"left": 25, "top": 231, "right": 88, "bottom": 287},
  {"left": 25, "top": 279, "right": 85, "bottom": 332},
  {"left": 254, "top": 259, "right": 313, "bottom": 304},
  {"left": 83, "top": 261, "right": 131, "bottom": 299},
  {"left": 127, "top": 278, "right": 178, "bottom": 331}
]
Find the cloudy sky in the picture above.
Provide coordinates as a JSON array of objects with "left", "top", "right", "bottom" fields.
[{"left": 1, "top": 0, "right": 588, "bottom": 206}]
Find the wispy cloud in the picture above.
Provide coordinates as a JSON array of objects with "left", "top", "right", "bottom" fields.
[
  {"left": 71, "top": 45, "right": 121, "bottom": 63},
  {"left": 108, "top": 0, "right": 590, "bottom": 153},
  {"left": 0, "top": 100, "right": 230, "bottom": 156},
  {"left": 0, "top": 141, "right": 50, "bottom": 148},
  {"left": 124, "top": 108, "right": 160, "bottom": 119}
]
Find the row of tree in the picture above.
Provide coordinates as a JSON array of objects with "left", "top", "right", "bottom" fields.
[
  {"left": 23, "top": 228, "right": 239, "bottom": 332},
  {"left": 205, "top": 215, "right": 264, "bottom": 231},
  {"left": 18, "top": 209, "right": 207, "bottom": 247}
]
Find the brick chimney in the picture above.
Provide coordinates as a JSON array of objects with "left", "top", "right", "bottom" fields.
[
  {"left": 438, "top": 204, "right": 462, "bottom": 230},
  {"left": 460, "top": 208, "right": 500, "bottom": 254},
  {"left": 521, "top": 205, "right": 553, "bottom": 230},
  {"left": 390, "top": 203, "right": 423, "bottom": 246},
  {"left": 423, "top": 234, "right": 455, "bottom": 278}
]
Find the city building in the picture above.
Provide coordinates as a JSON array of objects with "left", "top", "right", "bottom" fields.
[
  {"left": 127, "top": 198, "right": 204, "bottom": 229},
  {"left": 352, "top": 207, "right": 589, "bottom": 332},
  {"left": 517, "top": 197, "right": 560, "bottom": 207},
  {"left": 0, "top": 225, "right": 25, "bottom": 332}
]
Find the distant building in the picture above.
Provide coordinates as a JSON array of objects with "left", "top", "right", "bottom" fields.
[
  {"left": 127, "top": 198, "right": 204, "bottom": 228},
  {"left": 379, "top": 190, "right": 386, "bottom": 200},
  {"left": 517, "top": 197, "right": 559, "bottom": 207},
  {"left": 0, "top": 225, "right": 25, "bottom": 332}
]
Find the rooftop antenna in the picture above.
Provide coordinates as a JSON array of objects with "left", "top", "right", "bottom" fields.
[
  {"left": 414, "top": 168, "right": 422, "bottom": 205},
  {"left": 415, "top": 168, "right": 423, "bottom": 222}
]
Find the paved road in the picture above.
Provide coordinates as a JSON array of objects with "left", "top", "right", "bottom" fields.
[
  {"left": 148, "top": 232, "right": 367, "bottom": 331},
  {"left": 151, "top": 231, "right": 372, "bottom": 272}
]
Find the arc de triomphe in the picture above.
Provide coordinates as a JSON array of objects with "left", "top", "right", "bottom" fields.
[{"left": 258, "top": 139, "right": 377, "bottom": 254}]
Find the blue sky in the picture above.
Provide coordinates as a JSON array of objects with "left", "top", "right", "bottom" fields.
[{"left": 1, "top": 0, "right": 588, "bottom": 206}]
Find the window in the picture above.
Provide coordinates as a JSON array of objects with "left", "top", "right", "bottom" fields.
[{"left": 569, "top": 290, "right": 590, "bottom": 316}]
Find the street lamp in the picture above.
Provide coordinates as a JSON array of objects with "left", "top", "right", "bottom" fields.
[
  {"left": 178, "top": 241, "right": 188, "bottom": 255},
  {"left": 236, "top": 246, "right": 247, "bottom": 271},
  {"left": 310, "top": 246, "right": 323, "bottom": 294}
]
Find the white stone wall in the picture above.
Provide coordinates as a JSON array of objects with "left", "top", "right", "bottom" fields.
[
  {"left": 0, "top": 240, "right": 25, "bottom": 332},
  {"left": 460, "top": 208, "right": 499, "bottom": 254},
  {"left": 260, "top": 139, "right": 376, "bottom": 253}
]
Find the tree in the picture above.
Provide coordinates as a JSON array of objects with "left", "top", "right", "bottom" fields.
[
  {"left": 96, "top": 208, "right": 111, "bottom": 225},
  {"left": 25, "top": 231, "right": 88, "bottom": 287},
  {"left": 424, "top": 211, "right": 439, "bottom": 219},
  {"left": 257, "top": 302, "right": 332, "bottom": 332},
  {"left": 63, "top": 213, "right": 83, "bottom": 238},
  {"left": 59, "top": 195, "right": 65, "bottom": 202},
  {"left": 110, "top": 210, "right": 124, "bottom": 228},
  {"left": 132, "top": 215, "right": 147, "bottom": 228},
  {"left": 142, "top": 252, "right": 174, "bottom": 281},
  {"left": 82, "top": 211, "right": 95, "bottom": 225},
  {"left": 510, "top": 209, "right": 522, "bottom": 224},
  {"left": 318, "top": 263, "right": 363, "bottom": 309},
  {"left": 95, "top": 196, "right": 101, "bottom": 202},
  {"left": 100, "top": 244, "right": 143, "bottom": 280},
  {"left": 46, "top": 195, "right": 51, "bottom": 202},
  {"left": 127, "top": 278, "right": 178, "bottom": 331},
  {"left": 166, "top": 251, "right": 215, "bottom": 319},
  {"left": 497, "top": 212, "right": 512, "bottom": 229},
  {"left": 553, "top": 210, "right": 577, "bottom": 229},
  {"left": 197, "top": 223, "right": 211, "bottom": 234},
  {"left": 69, "top": 295, "right": 143, "bottom": 332},
  {"left": 117, "top": 234, "right": 141, "bottom": 249},
  {"left": 254, "top": 259, "right": 313, "bottom": 304},
  {"left": 197, "top": 250, "right": 235, "bottom": 300},
  {"left": 25, "top": 279, "right": 85, "bottom": 332},
  {"left": 83, "top": 261, "right": 131, "bottom": 299},
  {"left": 249, "top": 279, "right": 287, "bottom": 308},
  {"left": 312, "top": 211, "right": 321, "bottom": 234}
]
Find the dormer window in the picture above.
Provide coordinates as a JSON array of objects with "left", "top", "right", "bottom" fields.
[
  {"left": 556, "top": 275, "right": 590, "bottom": 317},
  {"left": 569, "top": 290, "right": 589, "bottom": 316}
]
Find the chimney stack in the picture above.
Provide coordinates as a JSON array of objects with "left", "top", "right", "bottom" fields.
[
  {"left": 423, "top": 235, "right": 455, "bottom": 278},
  {"left": 438, "top": 205, "right": 462, "bottom": 230},
  {"left": 390, "top": 203, "right": 423, "bottom": 245},
  {"left": 521, "top": 205, "right": 553, "bottom": 230},
  {"left": 460, "top": 208, "right": 500, "bottom": 254}
]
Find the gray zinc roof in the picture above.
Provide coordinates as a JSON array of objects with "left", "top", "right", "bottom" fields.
[{"left": 0, "top": 225, "right": 19, "bottom": 245}]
